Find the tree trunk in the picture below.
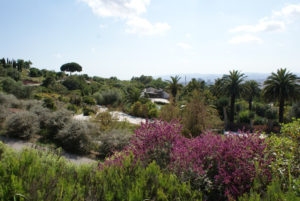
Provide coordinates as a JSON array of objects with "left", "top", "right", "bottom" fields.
[
  {"left": 230, "top": 94, "right": 235, "bottom": 127},
  {"left": 223, "top": 106, "right": 228, "bottom": 130},
  {"left": 248, "top": 98, "right": 252, "bottom": 111},
  {"left": 279, "top": 98, "right": 285, "bottom": 123}
]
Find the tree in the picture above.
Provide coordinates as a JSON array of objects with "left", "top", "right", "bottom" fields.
[
  {"left": 220, "top": 70, "right": 246, "bottom": 127},
  {"left": 263, "top": 68, "right": 299, "bottom": 123},
  {"left": 243, "top": 80, "right": 261, "bottom": 111},
  {"left": 167, "top": 76, "right": 182, "bottom": 99},
  {"left": 16, "top": 59, "right": 25, "bottom": 71},
  {"left": 60, "top": 62, "right": 82, "bottom": 75}
]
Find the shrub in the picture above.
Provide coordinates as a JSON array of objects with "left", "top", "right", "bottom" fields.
[
  {"left": 6, "top": 67, "right": 21, "bottom": 81},
  {"left": 182, "top": 91, "right": 222, "bottom": 136},
  {"left": 254, "top": 103, "right": 268, "bottom": 117},
  {"left": 239, "top": 177, "right": 300, "bottom": 201},
  {"left": 4, "top": 111, "right": 39, "bottom": 139},
  {"left": 254, "top": 115, "right": 266, "bottom": 125},
  {"left": 98, "top": 129, "right": 132, "bottom": 159},
  {"left": 95, "top": 111, "right": 115, "bottom": 131},
  {"left": 1, "top": 78, "right": 32, "bottom": 99},
  {"left": 0, "top": 106, "right": 12, "bottom": 126},
  {"left": 239, "top": 110, "right": 255, "bottom": 124},
  {"left": 44, "top": 109, "right": 72, "bottom": 139},
  {"left": 41, "top": 76, "right": 56, "bottom": 87},
  {"left": 280, "top": 119, "right": 300, "bottom": 174},
  {"left": 266, "top": 135, "right": 298, "bottom": 187},
  {"left": 0, "top": 144, "right": 202, "bottom": 201},
  {"left": 29, "top": 67, "right": 42, "bottom": 77},
  {"left": 288, "top": 102, "right": 300, "bottom": 120},
  {"left": 69, "top": 92, "right": 82, "bottom": 106},
  {"left": 55, "top": 120, "right": 93, "bottom": 154},
  {"left": 130, "top": 101, "right": 158, "bottom": 118},
  {"left": 118, "top": 120, "right": 272, "bottom": 200},
  {"left": 29, "top": 104, "right": 51, "bottom": 129},
  {"left": 67, "top": 104, "right": 78, "bottom": 112},
  {"left": 94, "top": 89, "right": 123, "bottom": 106},
  {"left": 83, "top": 106, "right": 96, "bottom": 116},
  {"left": 159, "top": 102, "right": 181, "bottom": 122},
  {"left": 83, "top": 96, "right": 96, "bottom": 105},
  {"left": 42, "top": 97, "right": 56, "bottom": 110},
  {"left": 0, "top": 93, "right": 20, "bottom": 108}
]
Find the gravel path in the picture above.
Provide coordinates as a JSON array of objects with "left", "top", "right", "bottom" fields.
[
  {"left": 0, "top": 136, "right": 96, "bottom": 165},
  {"left": 73, "top": 105, "right": 149, "bottom": 125}
]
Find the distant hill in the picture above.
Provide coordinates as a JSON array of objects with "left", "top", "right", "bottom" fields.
[{"left": 154, "top": 72, "right": 300, "bottom": 86}]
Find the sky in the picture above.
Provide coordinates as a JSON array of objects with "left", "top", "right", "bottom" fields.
[{"left": 0, "top": 0, "right": 300, "bottom": 80}]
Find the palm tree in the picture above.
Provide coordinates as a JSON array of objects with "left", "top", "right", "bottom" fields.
[
  {"left": 220, "top": 70, "right": 246, "bottom": 126},
  {"left": 263, "top": 68, "right": 299, "bottom": 123},
  {"left": 167, "top": 76, "right": 182, "bottom": 99},
  {"left": 243, "top": 80, "right": 261, "bottom": 111}
]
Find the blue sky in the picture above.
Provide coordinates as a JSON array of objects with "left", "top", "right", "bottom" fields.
[{"left": 1, "top": 0, "right": 300, "bottom": 79}]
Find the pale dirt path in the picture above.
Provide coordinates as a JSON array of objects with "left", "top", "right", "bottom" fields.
[
  {"left": 73, "top": 105, "right": 148, "bottom": 125},
  {"left": 0, "top": 136, "right": 96, "bottom": 165}
]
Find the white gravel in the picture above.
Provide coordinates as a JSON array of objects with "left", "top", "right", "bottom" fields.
[{"left": 74, "top": 105, "right": 149, "bottom": 125}]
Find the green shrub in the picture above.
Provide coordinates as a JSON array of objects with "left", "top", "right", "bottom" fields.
[
  {"left": 94, "top": 89, "right": 123, "bottom": 106},
  {"left": 43, "top": 97, "right": 56, "bottom": 110},
  {"left": 83, "top": 106, "right": 96, "bottom": 116},
  {"left": 254, "top": 116, "right": 266, "bottom": 125},
  {"left": 0, "top": 106, "right": 12, "bottom": 125},
  {"left": 1, "top": 78, "right": 32, "bottom": 99},
  {"left": 94, "top": 112, "right": 137, "bottom": 132},
  {"left": 130, "top": 101, "right": 158, "bottom": 118},
  {"left": 0, "top": 144, "right": 202, "bottom": 201},
  {"left": 239, "top": 110, "right": 255, "bottom": 124},
  {"left": 0, "top": 93, "right": 20, "bottom": 108},
  {"left": 83, "top": 96, "right": 96, "bottom": 105},
  {"left": 55, "top": 120, "right": 93, "bottom": 154},
  {"left": 280, "top": 119, "right": 300, "bottom": 172},
  {"left": 44, "top": 109, "right": 72, "bottom": 139},
  {"left": 69, "top": 92, "right": 82, "bottom": 106},
  {"left": 67, "top": 104, "right": 78, "bottom": 112},
  {"left": 29, "top": 67, "right": 42, "bottom": 77},
  {"left": 4, "top": 111, "right": 39, "bottom": 139},
  {"left": 254, "top": 103, "right": 268, "bottom": 117},
  {"left": 98, "top": 129, "right": 132, "bottom": 159},
  {"left": 266, "top": 136, "right": 298, "bottom": 185},
  {"left": 6, "top": 67, "right": 21, "bottom": 81},
  {"left": 29, "top": 104, "right": 51, "bottom": 129},
  {"left": 159, "top": 102, "right": 181, "bottom": 122},
  {"left": 239, "top": 177, "right": 300, "bottom": 201}
]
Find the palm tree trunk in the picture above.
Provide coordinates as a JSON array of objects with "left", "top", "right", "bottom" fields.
[
  {"left": 279, "top": 97, "right": 284, "bottom": 123},
  {"left": 248, "top": 98, "right": 252, "bottom": 111},
  {"left": 230, "top": 94, "right": 235, "bottom": 126}
]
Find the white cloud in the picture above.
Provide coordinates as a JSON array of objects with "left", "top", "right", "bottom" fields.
[
  {"left": 176, "top": 42, "right": 192, "bottom": 50},
  {"left": 229, "top": 34, "right": 263, "bottom": 44},
  {"left": 230, "top": 4, "right": 300, "bottom": 34},
  {"left": 126, "top": 17, "right": 170, "bottom": 35},
  {"left": 273, "top": 4, "right": 300, "bottom": 18},
  {"left": 80, "top": 0, "right": 170, "bottom": 36},
  {"left": 230, "top": 19, "right": 285, "bottom": 33}
]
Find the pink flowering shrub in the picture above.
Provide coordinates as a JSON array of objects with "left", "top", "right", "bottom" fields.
[{"left": 101, "top": 120, "right": 272, "bottom": 200}]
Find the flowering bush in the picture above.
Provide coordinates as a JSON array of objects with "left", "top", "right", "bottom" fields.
[{"left": 105, "top": 120, "right": 272, "bottom": 200}]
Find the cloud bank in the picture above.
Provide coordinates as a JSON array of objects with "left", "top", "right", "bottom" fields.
[
  {"left": 229, "top": 4, "right": 300, "bottom": 44},
  {"left": 80, "top": 0, "right": 170, "bottom": 35}
]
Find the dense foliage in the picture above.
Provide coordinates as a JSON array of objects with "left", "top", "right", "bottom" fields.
[{"left": 0, "top": 143, "right": 202, "bottom": 201}]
